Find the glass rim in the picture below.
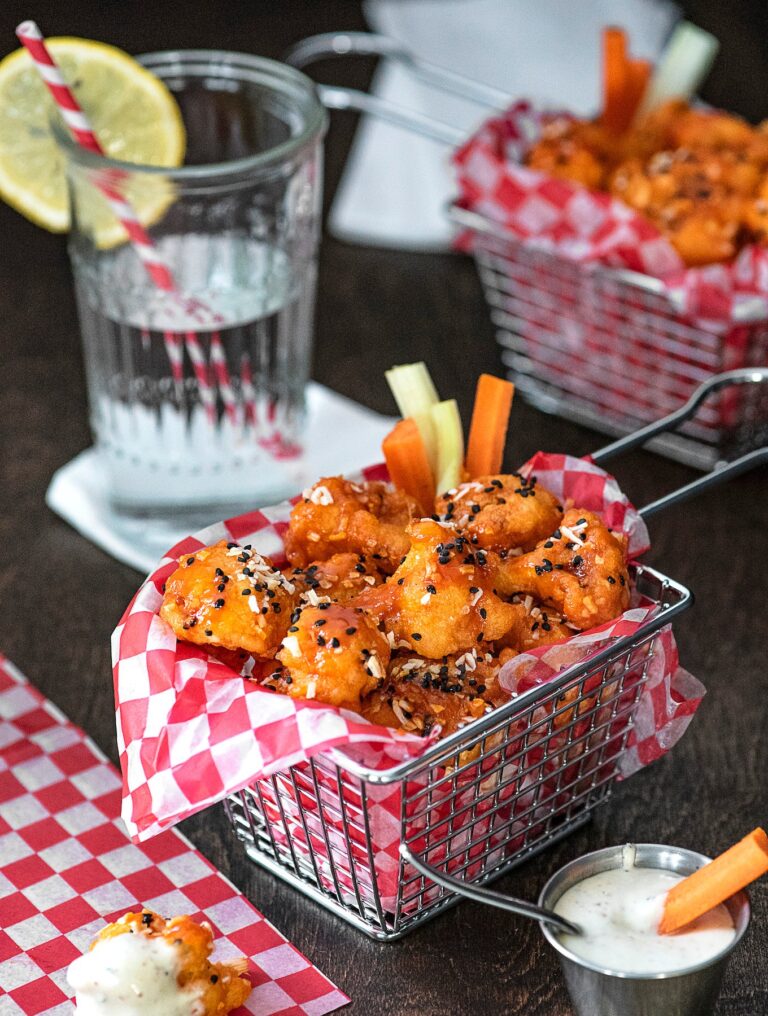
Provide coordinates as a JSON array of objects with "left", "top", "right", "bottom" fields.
[{"left": 52, "top": 48, "right": 328, "bottom": 179}]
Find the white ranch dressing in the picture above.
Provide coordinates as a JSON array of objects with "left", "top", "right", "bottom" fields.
[
  {"left": 553, "top": 850, "right": 736, "bottom": 975},
  {"left": 67, "top": 931, "right": 205, "bottom": 1015}
]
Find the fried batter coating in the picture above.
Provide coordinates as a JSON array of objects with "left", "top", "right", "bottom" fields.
[
  {"left": 435, "top": 473, "right": 563, "bottom": 553},
  {"left": 160, "top": 540, "right": 297, "bottom": 657},
  {"left": 284, "top": 476, "right": 419, "bottom": 573},
  {"left": 274, "top": 603, "right": 390, "bottom": 711},
  {"left": 290, "top": 552, "right": 383, "bottom": 606},
  {"left": 495, "top": 598, "right": 574, "bottom": 652},
  {"left": 90, "top": 910, "right": 251, "bottom": 1014},
  {"left": 362, "top": 650, "right": 504, "bottom": 736},
  {"left": 356, "top": 519, "right": 520, "bottom": 658},
  {"left": 496, "top": 509, "right": 630, "bottom": 630}
]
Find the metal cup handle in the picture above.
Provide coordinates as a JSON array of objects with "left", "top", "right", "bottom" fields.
[
  {"left": 589, "top": 367, "right": 768, "bottom": 518},
  {"left": 399, "top": 843, "right": 582, "bottom": 935}
]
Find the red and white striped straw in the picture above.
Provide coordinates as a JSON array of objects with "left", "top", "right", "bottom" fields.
[{"left": 15, "top": 20, "right": 241, "bottom": 425}]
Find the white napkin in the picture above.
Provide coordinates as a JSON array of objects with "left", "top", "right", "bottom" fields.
[
  {"left": 329, "top": 0, "right": 679, "bottom": 250},
  {"left": 46, "top": 383, "right": 395, "bottom": 574}
]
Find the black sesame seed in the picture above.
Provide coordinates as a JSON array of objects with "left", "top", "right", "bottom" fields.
[
  {"left": 241, "top": 588, "right": 251, "bottom": 595},
  {"left": 411, "top": 633, "right": 422, "bottom": 641},
  {"left": 330, "top": 637, "right": 340, "bottom": 648},
  {"left": 607, "top": 576, "right": 616, "bottom": 584},
  {"left": 217, "top": 584, "right": 226, "bottom": 593},
  {"left": 317, "top": 635, "right": 326, "bottom": 646},
  {"left": 272, "top": 603, "right": 282, "bottom": 613},
  {"left": 346, "top": 627, "right": 357, "bottom": 636},
  {"left": 572, "top": 555, "right": 584, "bottom": 567},
  {"left": 476, "top": 632, "right": 484, "bottom": 642},
  {"left": 397, "top": 577, "right": 405, "bottom": 585},
  {"left": 205, "top": 629, "right": 213, "bottom": 636},
  {"left": 284, "top": 675, "right": 292, "bottom": 685},
  {"left": 288, "top": 625, "right": 299, "bottom": 632},
  {"left": 314, "top": 619, "right": 327, "bottom": 627},
  {"left": 426, "top": 584, "right": 437, "bottom": 595},
  {"left": 479, "top": 607, "right": 487, "bottom": 619},
  {"left": 214, "top": 598, "right": 225, "bottom": 608},
  {"left": 186, "top": 557, "right": 195, "bottom": 565}
]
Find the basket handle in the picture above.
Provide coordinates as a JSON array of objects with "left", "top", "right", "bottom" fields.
[
  {"left": 590, "top": 368, "right": 768, "bottom": 519},
  {"left": 285, "top": 31, "right": 489, "bottom": 145},
  {"left": 399, "top": 843, "right": 581, "bottom": 935}
]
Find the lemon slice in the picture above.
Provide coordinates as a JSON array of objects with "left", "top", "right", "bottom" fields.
[{"left": 0, "top": 37, "right": 185, "bottom": 245}]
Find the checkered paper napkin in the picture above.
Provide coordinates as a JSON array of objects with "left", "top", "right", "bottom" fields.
[
  {"left": 0, "top": 657, "right": 349, "bottom": 1016},
  {"left": 114, "top": 453, "right": 705, "bottom": 854},
  {"left": 452, "top": 100, "right": 768, "bottom": 327}
]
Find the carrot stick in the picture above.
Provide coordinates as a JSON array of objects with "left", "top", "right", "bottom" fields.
[
  {"left": 659, "top": 828, "right": 768, "bottom": 935},
  {"left": 465, "top": 374, "right": 515, "bottom": 478},
  {"left": 601, "top": 26, "right": 629, "bottom": 134},
  {"left": 382, "top": 417, "right": 436, "bottom": 516},
  {"left": 622, "top": 58, "right": 652, "bottom": 130}
]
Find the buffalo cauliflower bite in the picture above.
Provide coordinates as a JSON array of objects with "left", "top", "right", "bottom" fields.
[
  {"left": 435, "top": 473, "right": 563, "bottom": 553},
  {"left": 284, "top": 476, "right": 419, "bottom": 573},
  {"left": 160, "top": 540, "right": 297, "bottom": 657},
  {"left": 361, "top": 650, "right": 505, "bottom": 736},
  {"left": 355, "top": 519, "right": 520, "bottom": 658},
  {"left": 496, "top": 509, "right": 630, "bottom": 630},
  {"left": 67, "top": 909, "right": 251, "bottom": 1015},
  {"left": 274, "top": 603, "right": 391, "bottom": 711}
]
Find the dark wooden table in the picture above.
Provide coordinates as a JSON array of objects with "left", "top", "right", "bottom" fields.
[{"left": 1, "top": 2, "right": 767, "bottom": 1013}]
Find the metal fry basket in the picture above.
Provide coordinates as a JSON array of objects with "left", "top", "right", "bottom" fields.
[
  {"left": 287, "top": 32, "right": 768, "bottom": 471},
  {"left": 224, "top": 370, "right": 768, "bottom": 940}
]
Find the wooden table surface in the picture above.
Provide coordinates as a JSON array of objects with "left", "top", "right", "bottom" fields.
[{"left": 1, "top": 2, "right": 766, "bottom": 1013}]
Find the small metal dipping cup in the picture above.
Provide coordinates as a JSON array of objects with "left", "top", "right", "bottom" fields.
[{"left": 538, "top": 843, "right": 751, "bottom": 1016}]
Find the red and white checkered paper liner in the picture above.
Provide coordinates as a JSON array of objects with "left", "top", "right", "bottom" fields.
[
  {"left": 0, "top": 656, "right": 348, "bottom": 1016},
  {"left": 453, "top": 100, "right": 768, "bottom": 328},
  {"left": 113, "top": 453, "right": 705, "bottom": 858}
]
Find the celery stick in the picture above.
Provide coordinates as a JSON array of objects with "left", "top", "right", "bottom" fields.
[
  {"left": 385, "top": 362, "right": 439, "bottom": 418},
  {"left": 635, "top": 21, "right": 719, "bottom": 119},
  {"left": 430, "top": 399, "right": 464, "bottom": 495},
  {"left": 386, "top": 362, "right": 440, "bottom": 472},
  {"left": 411, "top": 410, "right": 438, "bottom": 474}
]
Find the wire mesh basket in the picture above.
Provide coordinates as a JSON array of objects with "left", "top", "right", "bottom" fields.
[
  {"left": 222, "top": 366, "right": 768, "bottom": 940},
  {"left": 449, "top": 205, "right": 768, "bottom": 471},
  {"left": 224, "top": 562, "right": 686, "bottom": 940},
  {"left": 287, "top": 30, "right": 768, "bottom": 471}
]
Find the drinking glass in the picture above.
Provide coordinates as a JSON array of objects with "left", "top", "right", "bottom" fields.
[{"left": 56, "top": 50, "right": 328, "bottom": 519}]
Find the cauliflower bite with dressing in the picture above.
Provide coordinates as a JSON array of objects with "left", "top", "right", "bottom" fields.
[
  {"left": 355, "top": 519, "right": 520, "bottom": 658},
  {"left": 161, "top": 540, "right": 298, "bottom": 656},
  {"left": 274, "top": 603, "right": 391, "bottom": 711},
  {"left": 284, "top": 476, "right": 419, "bottom": 572},
  {"left": 67, "top": 909, "right": 251, "bottom": 1016},
  {"left": 435, "top": 473, "right": 563, "bottom": 553},
  {"left": 496, "top": 509, "right": 630, "bottom": 630}
]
